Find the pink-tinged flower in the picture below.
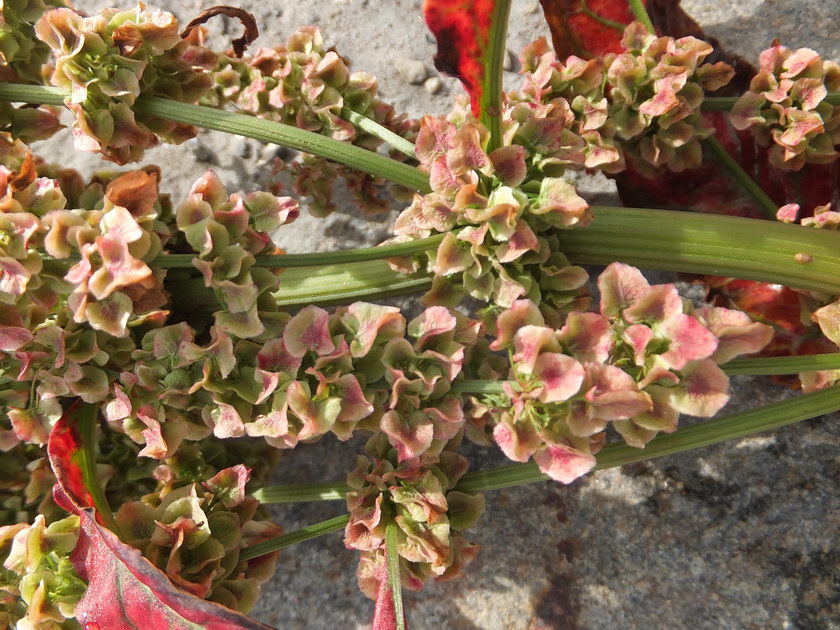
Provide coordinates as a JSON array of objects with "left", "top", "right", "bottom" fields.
[
  {"left": 0, "top": 326, "right": 33, "bottom": 352},
  {"left": 381, "top": 409, "right": 435, "bottom": 462},
  {"left": 87, "top": 234, "right": 154, "bottom": 300},
  {"left": 0, "top": 256, "right": 30, "bottom": 296},
  {"left": 530, "top": 177, "right": 591, "bottom": 228},
  {"left": 203, "top": 465, "right": 252, "bottom": 508},
  {"left": 283, "top": 306, "right": 335, "bottom": 357},
  {"left": 489, "top": 145, "right": 528, "bottom": 187},
  {"left": 8, "top": 408, "right": 51, "bottom": 445},
  {"left": 104, "top": 385, "right": 132, "bottom": 423},
  {"left": 343, "top": 302, "right": 406, "bottom": 358},
  {"left": 812, "top": 300, "right": 840, "bottom": 347},
  {"left": 490, "top": 299, "right": 545, "bottom": 351},
  {"left": 407, "top": 306, "right": 457, "bottom": 350},
  {"left": 582, "top": 363, "right": 652, "bottom": 421},
  {"left": 658, "top": 313, "right": 719, "bottom": 370},
  {"left": 556, "top": 311, "right": 612, "bottom": 363},
  {"left": 669, "top": 359, "right": 730, "bottom": 416},
  {"left": 622, "top": 283, "right": 683, "bottom": 324},
  {"left": 598, "top": 262, "right": 650, "bottom": 317},
  {"left": 257, "top": 338, "right": 303, "bottom": 377},
  {"left": 287, "top": 380, "right": 340, "bottom": 441},
  {"left": 512, "top": 325, "right": 560, "bottom": 374},
  {"left": 493, "top": 414, "right": 542, "bottom": 463},
  {"left": 532, "top": 353, "right": 585, "bottom": 403},
  {"left": 209, "top": 401, "right": 246, "bottom": 438},
  {"left": 534, "top": 443, "right": 597, "bottom": 484},
  {"left": 694, "top": 306, "right": 773, "bottom": 364}
]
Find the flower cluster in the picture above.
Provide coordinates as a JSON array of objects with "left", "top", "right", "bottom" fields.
[
  {"left": 517, "top": 38, "right": 623, "bottom": 173},
  {"left": 173, "top": 170, "right": 298, "bottom": 339},
  {"left": 115, "top": 463, "right": 282, "bottom": 612},
  {"left": 731, "top": 43, "right": 840, "bottom": 170},
  {"left": 0, "top": 514, "right": 86, "bottom": 629},
  {"left": 346, "top": 433, "right": 483, "bottom": 599},
  {"left": 244, "top": 302, "right": 479, "bottom": 459},
  {"left": 0, "top": 0, "right": 65, "bottom": 84},
  {"left": 386, "top": 115, "right": 591, "bottom": 311},
  {"left": 467, "top": 263, "right": 773, "bottom": 483},
  {"left": 516, "top": 21, "right": 734, "bottom": 177},
  {"left": 34, "top": 4, "right": 217, "bottom": 164},
  {"left": 205, "top": 26, "right": 417, "bottom": 216}
]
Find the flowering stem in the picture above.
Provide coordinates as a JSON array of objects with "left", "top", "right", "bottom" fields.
[
  {"left": 0, "top": 83, "right": 431, "bottom": 194},
  {"left": 453, "top": 383, "right": 840, "bottom": 493},
  {"left": 251, "top": 482, "right": 348, "bottom": 503},
  {"left": 722, "top": 353, "right": 840, "bottom": 375},
  {"left": 627, "top": 0, "right": 655, "bottom": 34},
  {"left": 239, "top": 514, "right": 350, "bottom": 560},
  {"left": 386, "top": 524, "right": 406, "bottom": 630},
  {"left": 78, "top": 404, "right": 122, "bottom": 538},
  {"left": 561, "top": 206, "right": 840, "bottom": 294},
  {"left": 272, "top": 205, "right": 840, "bottom": 306},
  {"left": 703, "top": 93, "right": 840, "bottom": 111},
  {"left": 483, "top": 0, "right": 512, "bottom": 152},
  {"left": 702, "top": 136, "right": 778, "bottom": 219},
  {"left": 341, "top": 107, "right": 417, "bottom": 159},
  {"left": 252, "top": 382, "right": 840, "bottom": 550},
  {"left": 274, "top": 260, "right": 432, "bottom": 307}
]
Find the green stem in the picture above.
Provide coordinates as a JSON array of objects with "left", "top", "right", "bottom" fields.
[
  {"left": 44, "top": 235, "right": 444, "bottom": 269},
  {"left": 341, "top": 107, "right": 417, "bottom": 159},
  {"left": 251, "top": 482, "right": 348, "bottom": 503},
  {"left": 723, "top": 353, "right": 840, "bottom": 375},
  {"left": 274, "top": 259, "right": 432, "bottom": 307},
  {"left": 272, "top": 205, "right": 840, "bottom": 306},
  {"left": 78, "top": 404, "right": 121, "bottom": 537},
  {"left": 561, "top": 206, "right": 840, "bottom": 294},
  {"left": 454, "top": 383, "right": 840, "bottom": 493},
  {"left": 0, "top": 83, "right": 431, "bottom": 194},
  {"left": 386, "top": 523, "right": 406, "bottom": 630},
  {"left": 482, "top": 0, "right": 512, "bottom": 153},
  {"left": 239, "top": 514, "right": 350, "bottom": 560},
  {"left": 703, "top": 92, "right": 840, "bottom": 111},
  {"left": 702, "top": 137, "right": 778, "bottom": 219},
  {"left": 627, "top": 0, "right": 655, "bottom": 34},
  {"left": 251, "top": 381, "right": 840, "bottom": 527}
]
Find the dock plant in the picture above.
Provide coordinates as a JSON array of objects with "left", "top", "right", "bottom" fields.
[{"left": 1, "top": 0, "right": 840, "bottom": 627}]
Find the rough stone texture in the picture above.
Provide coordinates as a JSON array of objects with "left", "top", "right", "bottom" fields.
[{"left": 44, "top": 1, "right": 840, "bottom": 629}]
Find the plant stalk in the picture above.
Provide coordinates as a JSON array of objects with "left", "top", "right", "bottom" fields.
[
  {"left": 561, "top": 206, "right": 840, "bottom": 294},
  {"left": 274, "top": 260, "right": 433, "bottom": 306},
  {"left": 0, "top": 83, "right": 431, "bottom": 194},
  {"left": 253, "top": 383, "right": 840, "bottom": 530},
  {"left": 239, "top": 514, "right": 350, "bottom": 560},
  {"left": 453, "top": 383, "right": 840, "bottom": 493},
  {"left": 482, "top": 0, "right": 512, "bottom": 152},
  {"left": 251, "top": 482, "right": 348, "bottom": 503},
  {"left": 385, "top": 524, "right": 406, "bottom": 630},
  {"left": 341, "top": 107, "right": 417, "bottom": 159},
  {"left": 703, "top": 93, "right": 840, "bottom": 111},
  {"left": 78, "top": 404, "right": 122, "bottom": 537},
  {"left": 723, "top": 353, "right": 840, "bottom": 375},
  {"left": 627, "top": 0, "right": 655, "bottom": 34}
]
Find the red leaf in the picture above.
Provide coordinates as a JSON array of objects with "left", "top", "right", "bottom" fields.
[
  {"left": 47, "top": 401, "right": 97, "bottom": 512},
  {"left": 57, "top": 490, "right": 277, "bottom": 630},
  {"left": 423, "top": 0, "right": 495, "bottom": 116},
  {"left": 538, "top": 0, "right": 638, "bottom": 59}
]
